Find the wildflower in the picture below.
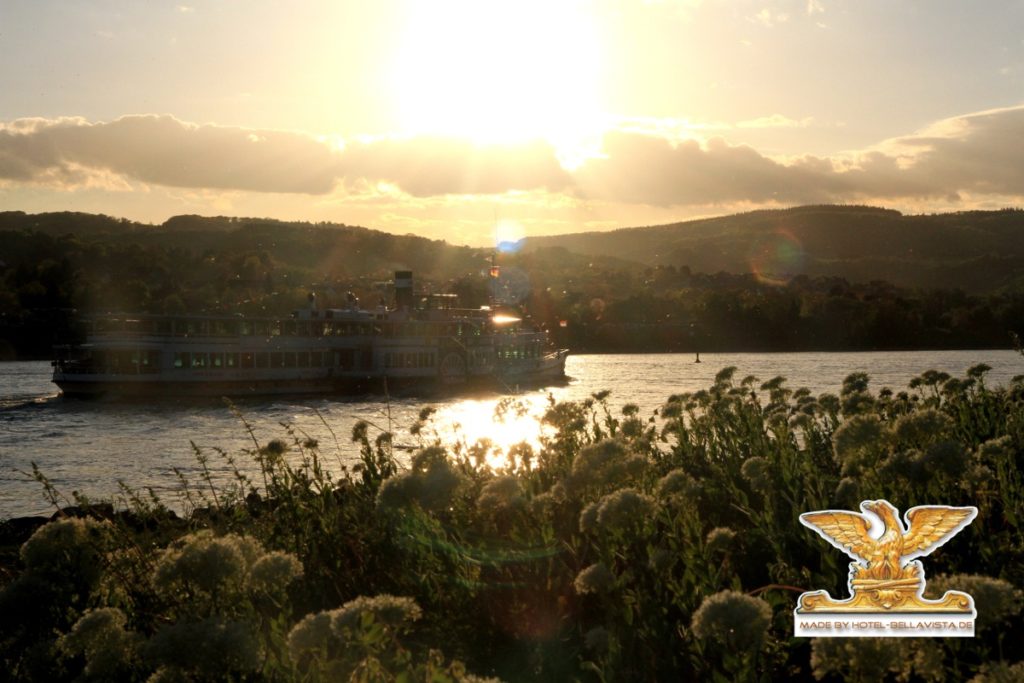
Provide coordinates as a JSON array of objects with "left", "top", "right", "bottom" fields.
[
  {"left": 287, "top": 611, "right": 336, "bottom": 666},
  {"left": 967, "top": 363, "right": 992, "bottom": 379},
  {"left": 960, "top": 462, "right": 995, "bottom": 493},
  {"left": 705, "top": 527, "right": 736, "bottom": 555},
  {"left": 841, "top": 372, "right": 870, "bottom": 395},
  {"left": 574, "top": 563, "right": 615, "bottom": 594},
  {"left": 922, "top": 439, "right": 969, "bottom": 476},
  {"left": 740, "top": 457, "right": 771, "bottom": 492},
  {"left": 579, "top": 501, "right": 600, "bottom": 534},
  {"left": 893, "top": 409, "right": 952, "bottom": 448},
  {"left": 594, "top": 488, "right": 655, "bottom": 535},
  {"left": 690, "top": 590, "right": 772, "bottom": 652},
  {"left": 58, "top": 607, "right": 138, "bottom": 680},
  {"left": 570, "top": 439, "right": 646, "bottom": 489},
  {"left": 377, "top": 447, "right": 463, "bottom": 512},
  {"left": 810, "top": 638, "right": 901, "bottom": 681},
  {"left": 906, "top": 640, "right": 946, "bottom": 683},
  {"left": 351, "top": 421, "right": 369, "bottom": 442},
  {"left": 21, "top": 517, "right": 111, "bottom": 586},
  {"left": 331, "top": 594, "right": 422, "bottom": 634},
  {"left": 715, "top": 366, "right": 738, "bottom": 385},
  {"left": 656, "top": 469, "right": 700, "bottom": 500},
  {"left": 249, "top": 551, "right": 304, "bottom": 595},
  {"left": 153, "top": 532, "right": 263, "bottom": 601},
  {"left": 976, "top": 436, "right": 1013, "bottom": 464},
  {"left": 477, "top": 475, "right": 526, "bottom": 518},
  {"left": 818, "top": 393, "right": 840, "bottom": 414},
  {"left": 841, "top": 390, "right": 875, "bottom": 416},
  {"left": 927, "top": 574, "right": 1022, "bottom": 630},
  {"left": 969, "top": 661, "right": 1024, "bottom": 683},
  {"left": 376, "top": 473, "right": 421, "bottom": 511},
  {"left": 584, "top": 626, "right": 610, "bottom": 652},
  {"left": 880, "top": 449, "right": 925, "bottom": 482},
  {"left": 832, "top": 414, "right": 889, "bottom": 476}
]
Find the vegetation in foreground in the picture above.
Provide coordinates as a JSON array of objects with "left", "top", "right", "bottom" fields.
[{"left": 0, "top": 365, "right": 1022, "bottom": 681}]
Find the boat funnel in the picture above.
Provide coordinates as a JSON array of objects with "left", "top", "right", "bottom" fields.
[{"left": 395, "top": 271, "right": 413, "bottom": 309}]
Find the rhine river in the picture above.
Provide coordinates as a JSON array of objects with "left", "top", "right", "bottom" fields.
[{"left": 1, "top": 351, "right": 1020, "bottom": 518}]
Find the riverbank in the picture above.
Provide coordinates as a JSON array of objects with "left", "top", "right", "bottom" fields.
[{"left": 0, "top": 365, "right": 1021, "bottom": 681}]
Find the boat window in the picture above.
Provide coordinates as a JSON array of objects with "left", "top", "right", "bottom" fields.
[
  {"left": 241, "top": 352, "right": 254, "bottom": 369},
  {"left": 297, "top": 352, "right": 309, "bottom": 368},
  {"left": 270, "top": 322, "right": 281, "bottom": 337},
  {"left": 270, "top": 352, "right": 283, "bottom": 367},
  {"left": 174, "top": 352, "right": 189, "bottom": 369},
  {"left": 339, "top": 349, "right": 355, "bottom": 369},
  {"left": 255, "top": 353, "right": 268, "bottom": 369},
  {"left": 155, "top": 320, "right": 172, "bottom": 336},
  {"left": 283, "top": 352, "right": 296, "bottom": 368},
  {"left": 311, "top": 322, "right": 323, "bottom": 337},
  {"left": 310, "top": 351, "right": 322, "bottom": 368},
  {"left": 282, "top": 321, "right": 296, "bottom": 336},
  {"left": 192, "top": 353, "right": 208, "bottom": 368},
  {"left": 296, "top": 322, "right": 310, "bottom": 337},
  {"left": 240, "top": 321, "right": 254, "bottom": 336},
  {"left": 211, "top": 353, "right": 224, "bottom": 368},
  {"left": 255, "top": 321, "right": 270, "bottom": 336},
  {"left": 226, "top": 353, "right": 238, "bottom": 368}
]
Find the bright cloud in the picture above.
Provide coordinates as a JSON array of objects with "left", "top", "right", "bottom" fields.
[{"left": 3, "top": 106, "right": 1024, "bottom": 222}]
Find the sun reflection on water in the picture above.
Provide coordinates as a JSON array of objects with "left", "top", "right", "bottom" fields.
[{"left": 428, "top": 395, "right": 554, "bottom": 470}]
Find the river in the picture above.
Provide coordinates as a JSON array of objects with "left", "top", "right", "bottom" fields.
[{"left": 1, "top": 350, "right": 1020, "bottom": 518}]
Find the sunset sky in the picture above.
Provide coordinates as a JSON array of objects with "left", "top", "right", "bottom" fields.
[{"left": 2, "top": 0, "right": 1024, "bottom": 245}]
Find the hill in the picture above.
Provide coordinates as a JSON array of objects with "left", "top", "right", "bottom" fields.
[{"left": 521, "top": 205, "right": 1024, "bottom": 292}]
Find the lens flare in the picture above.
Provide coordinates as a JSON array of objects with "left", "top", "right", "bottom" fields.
[
  {"left": 494, "top": 220, "right": 525, "bottom": 254},
  {"left": 749, "top": 230, "right": 805, "bottom": 286}
]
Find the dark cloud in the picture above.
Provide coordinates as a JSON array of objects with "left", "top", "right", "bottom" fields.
[
  {"left": 0, "top": 115, "right": 570, "bottom": 196},
  {"left": 572, "top": 130, "right": 948, "bottom": 206},
  {"left": 0, "top": 115, "right": 343, "bottom": 193},
  {"left": 3, "top": 107, "right": 1024, "bottom": 207}
]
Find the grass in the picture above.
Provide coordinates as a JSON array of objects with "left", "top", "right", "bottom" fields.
[{"left": 0, "top": 364, "right": 1021, "bottom": 681}]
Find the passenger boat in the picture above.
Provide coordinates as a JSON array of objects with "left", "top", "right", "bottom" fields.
[{"left": 51, "top": 271, "right": 568, "bottom": 397}]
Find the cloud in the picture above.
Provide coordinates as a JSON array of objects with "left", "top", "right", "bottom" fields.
[
  {"left": 3, "top": 106, "right": 1024, "bottom": 215},
  {"left": 574, "top": 105, "right": 1024, "bottom": 207},
  {"left": 0, "top": 115, "right": 570, "bottom": 197}
]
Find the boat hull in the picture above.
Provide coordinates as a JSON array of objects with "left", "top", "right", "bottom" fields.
[{"left": 53, "top": 351, "right": 569, "bottom": 398}]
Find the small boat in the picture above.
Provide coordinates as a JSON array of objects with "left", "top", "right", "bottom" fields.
[{"left": 51, "top": 271, "right": 568, "bottom": 398}]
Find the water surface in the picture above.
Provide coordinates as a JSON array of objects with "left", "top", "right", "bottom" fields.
[{"left": 1, "top": 351, "right": 1019, "bottom": 518}]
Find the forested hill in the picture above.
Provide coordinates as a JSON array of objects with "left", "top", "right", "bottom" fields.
[
  {"left": 0, "top": 211, "right": 483, "bottom": 280},
  {"left": 521, "top": 205, "right": 1024, "bottom": 292},
  {"left": 5, "top": 207, "right": 1024, "bottom": 358}
]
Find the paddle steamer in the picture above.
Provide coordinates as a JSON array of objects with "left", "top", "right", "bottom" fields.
[{"left": 52, "top": 271, "right": 567, "bottom": 397}]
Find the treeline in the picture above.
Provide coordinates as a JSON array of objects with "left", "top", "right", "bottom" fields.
[
  {"left": 523, "top": 205, "right": 1024, "bottom": 292},
  {"left": 539, "top": 265, "right": 1024, "bottom": 352},
  {"left": 2, "top": 210, "right": 1023, "bottom": 358}
]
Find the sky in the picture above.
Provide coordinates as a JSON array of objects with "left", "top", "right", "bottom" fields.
[{"left": 2, "top": 0, "right": 1024, "bottom": 246}]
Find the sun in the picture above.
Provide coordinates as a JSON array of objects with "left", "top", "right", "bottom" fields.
[{"left": 389, "top": 0, "right": 606, "bottom": 160}]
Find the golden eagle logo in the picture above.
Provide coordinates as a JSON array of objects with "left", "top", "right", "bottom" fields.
[{"left": 797, "top": 499, "right": 976, "bottom": 614}]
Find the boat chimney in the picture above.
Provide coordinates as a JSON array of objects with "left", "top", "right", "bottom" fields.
[{"left": 395, "top": 271, "right": 413, "bottom": 310}]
